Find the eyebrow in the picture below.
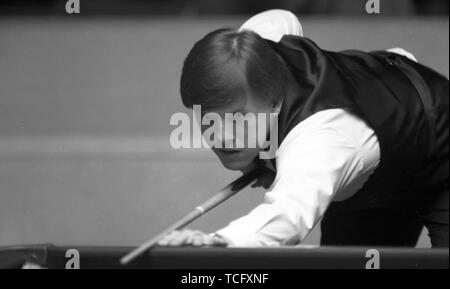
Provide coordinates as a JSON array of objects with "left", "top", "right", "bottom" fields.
[
  {"left": 201, "top": 109, "right": 248, "bottom": 116},
  {"left": 228, "top": 109, "right": 249, "bottom": 114}
]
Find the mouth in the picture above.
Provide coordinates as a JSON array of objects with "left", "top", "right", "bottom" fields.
[{"left": 217, "top": 148, "right": 244, "bottom": 155}]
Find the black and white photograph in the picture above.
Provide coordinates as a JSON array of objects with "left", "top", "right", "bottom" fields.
[{"left": 0, "top": 0, "right": 448, "bottom": 278}]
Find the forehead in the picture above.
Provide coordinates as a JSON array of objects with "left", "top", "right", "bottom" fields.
[
  {"left": 201, "top": 91, "right": 271, "bottom": 116},
  {"left": 201, "top": 95, "right": 245, "bottom": 115}
]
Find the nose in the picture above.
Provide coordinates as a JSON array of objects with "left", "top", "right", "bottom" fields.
[{"left": 215, "top": 120, "right": 235, "bottom": 149}]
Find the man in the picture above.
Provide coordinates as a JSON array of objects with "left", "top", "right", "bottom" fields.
[{"left": 159, "top": 10, "right": 449, "bottom": 248}]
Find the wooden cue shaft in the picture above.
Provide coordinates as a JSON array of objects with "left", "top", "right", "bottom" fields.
[{"left": 120, "top": 169, "right": 261, "bottom": 265}]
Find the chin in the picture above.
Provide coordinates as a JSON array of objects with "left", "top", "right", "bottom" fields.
[
  {"left": 221, "top": 160, "right": 249, "bottom": 171},
  {"left": 218, "top": 154, "right": 257, "bottom": 171},
  {"left": 212, "top": 148, "right": 259, "bottom": 171}
]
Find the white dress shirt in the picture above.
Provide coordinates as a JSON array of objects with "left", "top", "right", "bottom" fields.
[
  {"left": 214, "top": 9, "right": 418, "bottom": 247},
  {"left": 216, "top": 109, "right": 381, "bottom": 246}
]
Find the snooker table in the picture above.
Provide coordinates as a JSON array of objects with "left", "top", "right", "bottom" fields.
[{"left": 0, "top": 244, "right": 448, "bottom": 269}]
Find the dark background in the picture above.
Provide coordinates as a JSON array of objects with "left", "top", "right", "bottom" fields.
[{"left": 0, "top": 0, "right": 448, "bottom": 15}]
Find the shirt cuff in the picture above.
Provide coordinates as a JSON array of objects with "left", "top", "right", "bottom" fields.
[{"left": 215, "top": 227, "right": 266, "bottom": 247}]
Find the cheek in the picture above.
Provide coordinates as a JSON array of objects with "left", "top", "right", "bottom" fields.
[
  {"left": 216, "top": 150, "right": 258, "bottom": 170},
  {"left": 243, "top": 115, "right": 271, "bottom": 147}
]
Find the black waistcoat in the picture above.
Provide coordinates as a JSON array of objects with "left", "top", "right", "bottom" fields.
[{"left": 267, "top": 35, "right": 449, "bottom": 210}]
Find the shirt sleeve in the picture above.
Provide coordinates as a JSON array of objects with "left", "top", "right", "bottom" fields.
[
  {"left": 387, "top": 47, "right": 418, "bottom": 62},
  {"left": 239, "top": 9, "right": 303, "bottom": 42},
  {"left": 215, "top": 109, "right": 380, "bottom": 247}
]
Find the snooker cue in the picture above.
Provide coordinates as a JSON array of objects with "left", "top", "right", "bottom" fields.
[{"left": 120, "top": 169, "right": 261, "bottom": 265}]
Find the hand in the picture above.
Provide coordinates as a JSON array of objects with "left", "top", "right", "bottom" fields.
[
  {"left": 157, "top": 229, "right": 229, "bottom": 247},
  {"left": 22, "top": 262, "right": 46, "bottom": 269},
  {"left": 241, "top": 160, "right": 276, "bottom": 189},
  {"left": 249, "top": 168, "right": 275, "bottom": 189}
]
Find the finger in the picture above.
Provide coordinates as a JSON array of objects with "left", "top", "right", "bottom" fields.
[
  {"left": 168, "top": 230, "right": 192, "bottom": 246},
  {"left": 22, "top": 262, "right": 45, "bottom": 269},
  {"left": 212, "top": 236, "right": 228, "bottom": 247},
  {"left": 203, "top": 236, "right": 223, "bottom": 247},
  {"left": 252, "top": 177, "right": 266, "bottom": 188},
  {"left": 158, "top": 230, "right": 181, "bottom": 246},
  {"left": 184, "top": 230, "right": 199, "bottom": 245},
  {"left": 262, "top": 176, "right": 275, "bottom": 189},
  {"left": 175, "top": 229, "right": 200, "bottom": 246},
  {"left": 203, "top": 235, "right": 228, "bottom": 247},
  {"left": 202, "top": 236, "right": 214, "bottom": 246},
  {"left": 192, "top": 234, "right": 204, "bottom": 246},
  {"left": 251, "top": 178, "right": 262, "bottom": 188},
  {"left": 177, "top": 229, "right": 195, "bottom": 246},
  {"left": 159, "top": 230, "right": 185, "bottom": 246}
]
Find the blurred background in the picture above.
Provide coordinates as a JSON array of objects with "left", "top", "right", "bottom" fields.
[
  {"left": 0, "top": 0, "right": 449, "bottom": 15},
  {"left": 0, "top": 0, "right": 448, "bottom": 248}
]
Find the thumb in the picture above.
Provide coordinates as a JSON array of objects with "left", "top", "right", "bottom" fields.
[{"left": 204, "top": 234, "right": 229, "bottom": 247}]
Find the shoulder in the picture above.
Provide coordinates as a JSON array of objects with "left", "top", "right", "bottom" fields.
[
  {"left": 277, "top": 108, "right": 380, "bottom": 173},
  {"left": 239, "top": 9, "right": 303, "bottom": 42}
]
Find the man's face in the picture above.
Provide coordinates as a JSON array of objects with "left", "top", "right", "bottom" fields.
[{"left": 200, "top": 94, "right": 278, "bottom": 171}]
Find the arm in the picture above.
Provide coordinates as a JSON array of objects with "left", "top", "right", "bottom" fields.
[{"left": 216, "top": 109, "right": 380, "bottom": 247}]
